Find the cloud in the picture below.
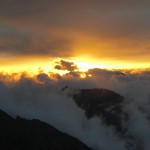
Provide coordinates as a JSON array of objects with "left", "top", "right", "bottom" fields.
[
  {"left": 55, "top": 60, "right": 78, "bottom": 72},
  {"left": 0, "top": 72, "right": 126, "bottom": 150},
  {"left": 0, "top": 66, "right": 150, "bottom": 149},
  {"left": 0, "top": 0, "right": 150, "bottom": 61},
  {"left": 0, "top": 25, "right": 72, "bottom": 57}
]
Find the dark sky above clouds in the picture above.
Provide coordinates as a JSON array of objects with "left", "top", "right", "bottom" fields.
[{"left": 0, "top": 0, "right": 150, "bottom": 63}]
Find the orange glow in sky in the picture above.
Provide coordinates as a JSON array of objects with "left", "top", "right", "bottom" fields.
[
  {"left": 0, "top": 1, "right": 149, "bottom": 75},
  {"left": 0, "top": 56, "right": 149, "bottom": 76},
  {"left": 71, "top": 56, "right": 150, "bottom": 70}
]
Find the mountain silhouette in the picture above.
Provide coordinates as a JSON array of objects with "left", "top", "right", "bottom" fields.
[
  {"left": 0, "top": 109, "right": 92, "bottom": 150},
  {"left": 63, "top": 87, "right": 127, "bottom": 132}
]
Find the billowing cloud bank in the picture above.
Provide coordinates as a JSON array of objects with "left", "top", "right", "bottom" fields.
[{"left": 0, "top": 66, "right": 150, "bottom": 150}]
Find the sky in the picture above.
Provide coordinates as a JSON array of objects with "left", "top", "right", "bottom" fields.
[{"left": 0, "top": 0, "right": 150, "bottom": 72}]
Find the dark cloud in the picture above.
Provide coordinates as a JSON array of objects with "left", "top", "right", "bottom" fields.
[
  {"left": 0, "top": 25, "right": 72, "bottom": 57},
  {"left": 0, "top": 0, "right": 149, "bottom": 61},
  {"left": 88, "top": 68, "right": 125, "bottom": 77},
  {"left": 55, "top": 60, "right": 78, "bottom": 72}
]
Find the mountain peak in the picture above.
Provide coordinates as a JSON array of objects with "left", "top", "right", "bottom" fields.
[
  {"left": 0, "top": 109, "right": 92, "bottom": 150},
  {"left": 71, "top": 88, "right": 125, "bottom": 132}
]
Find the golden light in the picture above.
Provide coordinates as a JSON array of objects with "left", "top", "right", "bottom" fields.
[
  {"left": 69, "top": 56, "right": 150, "bottom": 70},
  {"left": 80, "top": 73, "right": 86, "bottom": 78},
  {"left": 0, "top": 57, "right": 68, "bottom": 76},
  {"left": 0, "top": 56, "right": 149, "bottom": 79}
]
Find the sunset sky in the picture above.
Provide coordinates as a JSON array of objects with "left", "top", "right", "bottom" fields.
[
  {"left": 0, "top": 0, "right": 150, "bottom": 73},
  {"left": 1, "top": 2, "right": 150, "bottom": 149}
]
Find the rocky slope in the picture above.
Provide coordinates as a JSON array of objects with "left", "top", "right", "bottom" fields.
[
  {"left": 71, "top": 88, "right": 127, "bottom": 132},
  {"left": 0, "top": 109, "right": 92, "bottom": 150}
]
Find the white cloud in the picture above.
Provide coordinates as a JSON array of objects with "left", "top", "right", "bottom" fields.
[{"left": 0, "top": 68, "right": 150, "bottom": 150}]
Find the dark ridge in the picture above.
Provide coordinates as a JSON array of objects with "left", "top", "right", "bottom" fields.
[
  {"left": 73, "top": 88, "right": 126, "bottom": 132},
  {"left": 62, "top": 85, "right": 69, "bottom": 91},
  {"left": 0, "top": 109, "right": 92, "bottom": 150}
]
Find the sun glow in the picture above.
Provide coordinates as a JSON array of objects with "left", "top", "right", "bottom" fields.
[
  {"left": 0, "top": 57, "right": 68, "bottom": 76},
  {"left": 70, "top": 56, "right": 150, "bottom": 70},
  {"left": 0, "top": 56, "right": 149, "bottom": 78}
]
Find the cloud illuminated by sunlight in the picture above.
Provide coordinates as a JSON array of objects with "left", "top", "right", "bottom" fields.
[
  {"left": 0, "top": 56, "right": 149, "bottom": 78},
  {"left": 0, "top": 57, "right": 68, "bottom": 76}
]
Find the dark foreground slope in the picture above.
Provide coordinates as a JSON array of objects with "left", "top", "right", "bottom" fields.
[{"left": 0, "top": 109, "right": 92, "bottom": 150}]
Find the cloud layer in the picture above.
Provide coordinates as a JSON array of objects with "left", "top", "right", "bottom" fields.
[
  {"left": 0, "top": 65, "right": 150, "bottom": 150},
  {"left": 0, "top": 0, "right": 150, "bottom": 62}
]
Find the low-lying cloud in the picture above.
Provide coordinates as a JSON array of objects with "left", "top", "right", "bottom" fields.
[{"left": 0, "top": 64, "right": 150, "bottom": 150}]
